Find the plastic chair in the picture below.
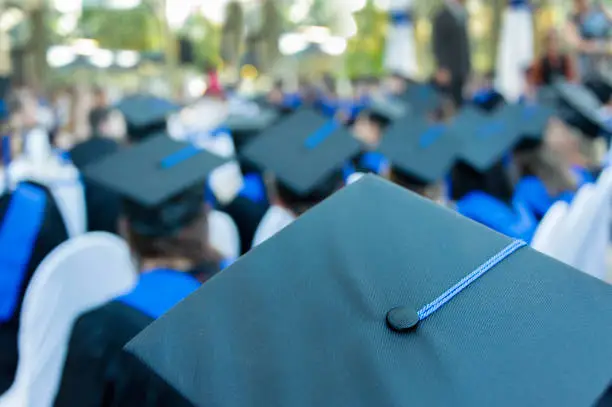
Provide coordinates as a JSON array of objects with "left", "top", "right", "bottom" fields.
[
  {"left": 0, "top": 232, "right": 137, "bottom": 407},
  {"left": 208, "top": 210, "right": 241, "bottom": 261},
  {"left": 531, "top": 201, "right": 569, "bottom": 258}
]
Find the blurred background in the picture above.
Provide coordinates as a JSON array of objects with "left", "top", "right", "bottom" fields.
[{"left": 0, "top": 0, "right": 573, "bottom": 98}]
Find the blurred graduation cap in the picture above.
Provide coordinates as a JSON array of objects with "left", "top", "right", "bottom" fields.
[
  {"left": 451, "top": 106, "right": 518, "bottom": 172},
  {"left": 400, "top": 82, "right": 442, "bottom": 115},
  {"left": 125, "top": 175, "right": 612, "bottom": 407},
  {"left": 241, "top": 109, "right": 361, "bottom": 200},
  {"left": 115, "top": 95, "right": 181, "bottom": 142},
  {"left": 364, "top": 95, "right": 409, "bottom": 126},
  {"left": 554, "top": 81, "right": 608, "bottom": 139},
  {"left": 584, "top": 71, "right": 612, "bottom": 104},
  {"left": 449, "top": 106, "right": 517, "bottom": 202},
  {"left": 225, "top": 106, "right": 279, "bottom": 153},
  {"left": 496, "top": 103, "right": 555, "bottom": 151},
  {"left": 83, "top": 134, "right": 227, "bottom": 237},
  {"left": 378, "top": 116, "right": 459, "bottom": 187}
]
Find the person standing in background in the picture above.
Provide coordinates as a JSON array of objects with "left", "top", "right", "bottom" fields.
[
  {"left": 532, "top": 29, "right": 578, "bottom": 86},
  {"left": 432, "top": 0, "right": 472, "bottom": 107},
  {"left": 566, "top": 0, "right": 612, "bottom": 79}
]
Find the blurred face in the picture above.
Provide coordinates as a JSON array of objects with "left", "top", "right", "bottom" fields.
[{"left": 353, "top": 116, "right": 382, "bottom": 147}]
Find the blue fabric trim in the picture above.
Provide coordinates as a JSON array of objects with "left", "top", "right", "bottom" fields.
[
  {"left": 220, "top": 258, "right": 234, "bottom": 270},
  {"left": 419, "top": 124, "right": 446, "bottom": 148},
  {"left": 418, "top": 240, "right": 526, "bottom": 320},
  {"left": 359, "top": 152, "right": 389, "bottom": 174},
  {"left": 509, "top": 0, "right": 529, "bottom": 9},
  {"left": 238, "top": 173, "right": 266, "bottom": 203},
  {"left": 160, "top": 145, "right": 201, "bottom": 169},
  {"left": 342, "top": 162, "right": 356, "bottom": 182},
  {"left": 117, "top": 269, "right": 201, "bottom": 319},
  {"left": 472, "top": 89, "right": 495, "bottom": 105},
  {"left": 282, "top": 93, "right": 302, "bottom": 110},
  {"left": 389, "top": 10, "right": 412, "bottom": 25},
  {"left": 0, "top": 183, "right": 47, "bottom": 322},
  {"left": 304, "top": 120, "right": 340, "bottom": 149},
  {"left": 571, "top": 165, "right": 594, "bottom": 186}
]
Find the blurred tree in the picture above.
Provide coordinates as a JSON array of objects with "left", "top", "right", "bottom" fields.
[
  {"left": 78, "top": 6, "right": 163, "bottom": 51},
  {"left": 184, "top": 13, "right": 222, "bottom": 70},
  {"left": 259, "top": 0, "right": 283, "bottom": 75},
  {"left": 345, "top": 0, "right": 386, "bottom": 78},
  {"left": 220, "top": 1, "right": 244, "bottom": 73}
]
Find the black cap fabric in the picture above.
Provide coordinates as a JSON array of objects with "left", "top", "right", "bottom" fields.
[
  {"left": 241, "top": 108, "right": 361, "bottom": 197},
  {"left": 115, "top": 95, "right": 180, "bottom": 142},
  {"left": 366, "top": 95, "right": 409, "bottom": 124},
  {"left": 226, "top": 107, "right": 279, "bottom": 153},
  {"left": 451, "top": 106, "right": 518, "bottom": 172},
  {"left": 83, "top": 134, "right": 227, "bottom": 236},
  {"left": 497, "top": 103, "right": 554, "bottom": 144},
  {"left": 125, "top": 175, "right": 612, "bottom": 407},
  {"left": 554, "top": 81, "right": 608, "bottom": 138},
  {"left": 378, "top": 116, "right": 459, "bottom": 185},
  {"left": 400, "top": 83, "right": 441, "bottom": 115}
]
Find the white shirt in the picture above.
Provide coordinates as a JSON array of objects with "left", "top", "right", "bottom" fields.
[{"left": 252, "top": 205, "right": 296, "bottom": 247}]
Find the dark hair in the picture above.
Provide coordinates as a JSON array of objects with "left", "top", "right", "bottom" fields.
[
  {"left": 88, "top": 107, "right": 110, "bottom": 134},
  {"left": 389, "top": 168, "right": 442, "bottom": 200},
  {"left": 274, "top": 172, "right": 344, "bottom": 216},
  {"left": 125, "top": 208, "right": 223, "bottom": 278},
  {"left": 451, "top": 161, "right": 514, "bottom": 204}
]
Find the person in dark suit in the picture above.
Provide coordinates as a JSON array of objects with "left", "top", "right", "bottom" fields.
[{"left": 432, "top": 0, "right": 472, "bottom": 107}]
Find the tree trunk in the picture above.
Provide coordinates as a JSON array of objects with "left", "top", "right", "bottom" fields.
[
  {"left": 489, "top": 0, "right": 506, "bottom": 73},
  {"left": 25, "top": 6, "right": 48, "bottom": 93}
]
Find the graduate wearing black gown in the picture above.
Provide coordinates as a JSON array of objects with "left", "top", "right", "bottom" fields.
[
  {"left": 69, "top": 109, "right": 123, "bottom": 235},
  {"left": 0, "top": 181, "right": 69, "bottom": 394},
  {"left": 53, "top": 135, "right": 230, "bottom": 407}
]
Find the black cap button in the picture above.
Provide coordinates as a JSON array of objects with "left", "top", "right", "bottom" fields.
[{"left": 386, "top": 306, "right": 420, "bottom": 333}]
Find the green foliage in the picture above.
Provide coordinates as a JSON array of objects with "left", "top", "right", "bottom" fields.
[
  {"left": 344, "top": 0, "right": 386, "bottom": 78},
  {"left": 78, "top": 7, "right": 163, "bottom": 51},
  {"left": 186, "top": 14, "right": 222, "bottom": 70}
]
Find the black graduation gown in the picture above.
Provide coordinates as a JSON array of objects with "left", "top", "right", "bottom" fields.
[
  {"left": 69, "top": 137, "right": 122, "bottom": 235},
  {"left": 53, "top": 268, "right": 214, "bottom": 407},
  {"left": 0, "top": 182, "right": 69, "bottom": 394}
]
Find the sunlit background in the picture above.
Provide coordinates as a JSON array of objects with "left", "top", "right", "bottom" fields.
[{"left": 0, "top": 0, "right": 584, "bottom": 96}]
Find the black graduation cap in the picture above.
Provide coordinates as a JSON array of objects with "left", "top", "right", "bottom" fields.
[
  {"left": 554, "top": 81, "right": 608, "bottom": 138},
  {"left": 584, "top": 71, "right": 612, "bottom": 104},
  {"left": 496, "top": 103, "right": 554, "bottom": 150},
  {"left": 401, "top": 82, "right": 442, "bottom": 115},
  {"left": 225, "top": 107, "right": 279, "bottom": 153},
  {"left": 365, "top": 95, "right": 409, "bottom": 126},
  {"left": 82, "top": 134, "right": 227, "bottom": 237},
  {"left": 378, "top": 116, "right": 459, "bottom": 186},
  {"left": 450, "top": 106, "right": 518, "bottom": 172},
  {"left": 115, "top": 95, "right": 181, "bottom": 142},
  {"left": 125, "top": 175, "right": 612, "bottom": 407},
  {"left": 241, "top": 108, "right": 361, "bottom": 199}
]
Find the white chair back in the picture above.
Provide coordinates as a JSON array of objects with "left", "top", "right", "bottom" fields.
[
  {"left": 531, "top": 200, "right": 569, "bottom": 257},
  {"left": 1, "top": 131, "right": 87, "bottom": 237},
  {"left": 0, "top": 233, "right": 137, "bottom": 407},
  {"left": 554, "top": 184, "right": 599, "bottom": 272},
  {"left": 208, "top": 210, "right": 241, "bottom": 260}
]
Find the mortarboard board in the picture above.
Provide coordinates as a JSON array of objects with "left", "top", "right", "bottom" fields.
[
  {"left": 400, "top": 82, "right": 442, "bottom": 115},
  {"left": 83, "top": 134, "right": 227, "bottom": 237},
  {"left": 496, "top": 103, "right": 555, "bottom": 150},
  {"left": 365, "top": 95, "right": 409, "bottom": 125},
  {"left": 115, "top": 95, "right": 181, "bottom": 142},
  {"left": 225, "top": 106, "right": 279, "bottom": 153},
  {"left": 450, "top": 106, "right": 518, "bottom": 173},
  {"left": 241, "top": 108, "right": 361, "bottom": 199},
  {"left": 554, "top": 81, "right": 608, "bottom": 138},
  {"left": 125, "top": 175, "right": 612, "bottom": 407},
  {"left": 378, "top": 116, "right": 459, "bottom": 186}
]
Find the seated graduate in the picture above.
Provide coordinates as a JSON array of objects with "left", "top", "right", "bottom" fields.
[
  {"left": 114, "top": 94, "right": 180, "bottom": 143},
  {"left": 449, "top": 107, "right": 537, "bottom": 241},
  {"left": 0, "top": 181, "right": 69, "bottom": 394},
  {"left": 53, "top": 135, "right": 230, "bottom": 407},
  {"left": 241, "top": 108, "right": 361, "bottom": 247},
  {"left": 350, "top": 96, "right": 408, "bottom": 174},
  {"left": 377, "top": 115, "right": 459, "bottom": 201},
  {"left": 121, "top": 175, "right": 612, "bottom": 407},
  {"left": 500, "top": 104, "right": 579, "bottom": 220},
  {"left": 69, "top": 106, "right": 125, "bottom": 235},
  {"left": 470, "top": 71, "right": 506, "bottom": 113}
]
